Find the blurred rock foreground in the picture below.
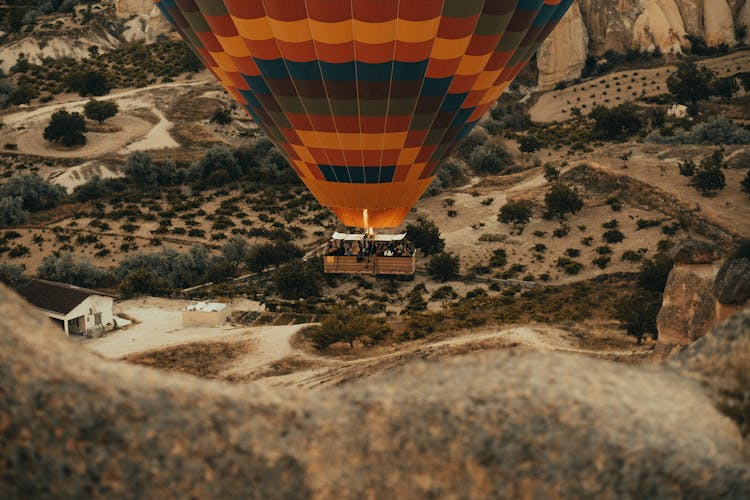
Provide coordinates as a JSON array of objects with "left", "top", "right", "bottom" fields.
[{"left": 1, "top": 283, "right": 749, "bottom": 498}]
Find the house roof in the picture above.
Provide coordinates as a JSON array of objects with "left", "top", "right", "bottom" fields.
[{"left": 17, "top": 279, "right": 113, "bottom": 316}]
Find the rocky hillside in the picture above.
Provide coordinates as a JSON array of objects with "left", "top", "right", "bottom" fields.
[
  {"left": 538, "top": 0, "right": 750, "bottom": 89},
  {"left": 0, "top": 1, "right": 171, "bottom": 74},
  {"left": 1, "top": 283, "right": 749, "bottom": 497}
]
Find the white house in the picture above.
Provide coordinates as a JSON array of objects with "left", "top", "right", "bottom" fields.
[
  {"left": 18, "top": 279, "right": 115, "bottom": 336},
  {"left": 182, "top": 301, "right": 229, "bottom": 327}
]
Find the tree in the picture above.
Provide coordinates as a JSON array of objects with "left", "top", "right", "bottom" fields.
[
  {"left": 741, "top": 170, "right": 750, "bottom": 197},
  {"left": 84, "top": 99, "right": 118, "bottom": 124},
  {"left": 0, "top": 263, "right": 27, "bottom": 289},
  {"left": 678, "top": 159, "right": 695, "bottom": 177},
  {"left": 711, "top": 77, "right": 739, "bottom": 100},
  {"left": 123, "top": 151, "right": 159, "bottom": 190},
  {"left": 274, "top": 260, "right": 321, "bottom": 299},
  {"left": 10, "top": 84, "right": 38, "bottom": 105},
  {"left": 68, "top": 70, "right": 111, "bottom": 97},
  {"left": 428, "top": 252, "right": 460, "bottom": 282},
  {"left": 210, "top": 107, "right": 232, "bottom": 125},
  {"left": 498, "top": 199, "right": 533, "bottom": 227},
  {"left": 614, "top": 291, "right": 661, "bottom": 345},
  {"left": 667, "top": 61, "right": 715, "bottom": 103},
  {"left": 689, "top": 149, "right": 726, "bottom": 196},
  {"left": 43, "top": 109, "right": 86, "bottom": 147},
  {"left": 590, "top": 103, "right": 644, "bottom": 140},
  {"left": 307, "top": 307, "right": 390, "bottom": 349},
  {"left": 120, "top": 268, "right": 172, "bottom": 296},
  {"left": 468, "top": 143, "right": 511, "bottom": 175},
  {"left": 544, "top": 183, "right": 583, "bottom": 220},
  {"left": 221, "top": 236, "right": 250, "bottom": 274},
  {"left": 0, "top": 197, "right": 29, "bottom": 226},
  {"left": 0, "top": 174, "right": 66, "bottom": 212},
  {"left": 638, "top": 253, "right": 674, "bottom": 294},
  {"left": 246, "top": 240, "right": 303, "bottom": 272},
  {"left": 543, "top": 164, "right": 560, "bottom": 182},
  {"left": 405, "top": 217, "right": 444, "bottom": 255},
  {"left": 519, "top": 134, "right": 542, "bottom": 153},
  {"left": 37, "top": 252, "right": 112, "bottom": 289}
]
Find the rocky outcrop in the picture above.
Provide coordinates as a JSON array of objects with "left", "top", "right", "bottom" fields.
[
  {"left": 633, "top": 0, "right": 688, "bottom": 55},
  {"left": 658, "top": 241, "right": 749, "bottom": 349},
  {"left": 704, "top": 0, "right": 738, "bottom": 46},
  {"left": 537, "top": 2, "right": 589, "bottom": 90},
  {"left": 1, "top": 284, "right": 749, "bottom": 497},
  {"left": 657, "top": 261, "right": 720, "bottom": 346},
  {"left": 672, "top": 239, "right": 722, "bottom": 264},
  {"left": 714, "top": 257, "right": 750, "bottom": 304},
  {"left": 537, "top": 0, "right": 746, "bottom": 88}
]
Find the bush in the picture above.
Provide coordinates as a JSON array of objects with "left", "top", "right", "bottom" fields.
[
  {"left": 603, "top": 229, "right": 625, "bottom": 244},
  {"left": 741, "top": 170, "right": 750, "bottom": 197},
  {"left": 0, "top": 174, "right": 66, "bottom": 213},
  {"left": 68, "top": 69, "right": 111, "bottom": 96},
  {"left": 456, "top": 129, "right": 488, "bottom": 160},
  {"left": 622, "top": 250, "right": 643, "bottom": 263},
  {"left": 307, "top": 308, "right": 390, "bottom": 349},
  {"left": 489, "top": 248, "right": 507, "bottom": 268},
  {"left": 428, "top": 253, "right": 460, "bottom": 282},
  {"left": 519, "top": 134, "right": 542, "bottom": 153},
  {"left": 555, "top": 257, "right": 583, "bottom": 275},
  {"left": 116, "top": 246, "right": 211, "bottom": 290},
  {"left": 210, "top": 107, "right": 232, "bottom": 126},
  {"left": 689, "top": 149, "right": 726, "bottom": 196},
  {"left": 543, "top": 164, "right": 560, "bottom": 182},
  {"left": 43, "top": 109, "right": 86, "bottom": 147},
  {"left": 0, "top": 263, "right": 27, "bottom": 288},
  {"left": 592, "top": 256, "right": 611, "bottom": 269},
  {"left": 403, "top": 313, "right": 440, "bottom": 340},
  {"left": 0, "top": 197, "right": 28, "bottom": 226},
  {"left": 590, "top": 103, "right": 644, "bottom": 140},
  {"left": 120, "top": 267, "right": 172, "bottom": 296},
  {"left": 84, "top": 99, "right": 118, "bottom": 124},
  {"left": 544, "top": 183, "right": 583, "bottom": 220},
  {"left": 405, "top": 217, "right": 444, "bottom": 255}
]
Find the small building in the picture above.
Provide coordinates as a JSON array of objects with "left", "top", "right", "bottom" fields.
[
  {"left": 182, "top": 301, "right": 229, "bottom": 327},
  {"left": 17, "top": 279, "right": 115, "bottom": 336}
]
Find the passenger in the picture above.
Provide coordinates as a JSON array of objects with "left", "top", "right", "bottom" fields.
[{"left": 384, "top": 247, "right": 394, "bottom": 257}]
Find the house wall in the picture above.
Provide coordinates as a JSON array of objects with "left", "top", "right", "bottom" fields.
[
  {"left": 68, "top": 295, "right": 115, "bottom": 335},
  {"left": 182, "top": 309, "right": 229, "bottom": 327}
]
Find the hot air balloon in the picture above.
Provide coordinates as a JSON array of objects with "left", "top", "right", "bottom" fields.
[{"left": 155, "top": 0, "right": 573, "bottom": 273}]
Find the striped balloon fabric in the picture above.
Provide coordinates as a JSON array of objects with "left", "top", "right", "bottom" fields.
[{"left": 155, "top": 0, "right": 573, "bottom": 229}]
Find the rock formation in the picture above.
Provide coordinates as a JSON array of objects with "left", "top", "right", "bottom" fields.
[
  {"left": 658, "top": 240, "right": 750, "bottom": 349},
  {"left": 1, "top": 284, "right": 750, "bottom": 497},
  {"left": 537, "top": 2, "right": 589, "bottom": 90},
  {"left": 537, "top": 0, "right": 747, "bottom": 89}
]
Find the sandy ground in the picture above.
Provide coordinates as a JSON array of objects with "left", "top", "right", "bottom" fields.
[
  {"left": 78, "top": 298, "right": 648, "bottom": 391},
  {"left": 83, "top": 296, "right": 265, "bottom": 359},
  {"left": 0, "top": 75, "right": 213, "bottom": 159},
  {"left": 531, "top": 51, "right": 750, "bottom": 122},
  {"left": 48, "top": 161, "right": 122, "bottom": 193}
]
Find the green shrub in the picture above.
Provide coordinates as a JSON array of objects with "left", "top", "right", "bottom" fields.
[{"left": 428, "top": 252, "right": 460, "bottom": 282}]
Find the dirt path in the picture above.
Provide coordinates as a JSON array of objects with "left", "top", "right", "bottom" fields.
[
  {"left": 0, "top": 75, "right": 213, "bottom": 159},
  {"left": 232, "top": 323, "right": 647, "bottom": 390}
]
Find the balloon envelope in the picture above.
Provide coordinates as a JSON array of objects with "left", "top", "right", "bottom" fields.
[{"left": 155, "top": 0, "right": 573, "bottom": 228}]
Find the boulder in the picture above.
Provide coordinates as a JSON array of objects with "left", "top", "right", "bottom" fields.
[
  {"left": 537, "top": 1, "right": 589, "bottom": 90},
  {"left": 1, "top": 284, "right": 749, "bottom": 497},
  {"left": 657, "top": 261, "right": 720, "bottom": 346},
  {"left": 670, "top": 311, "right": 750, "bottom": 431},
  {"left": 671, "top": 239, "right": 722, "bottom": 264},
  {"left": 714, "top": 257, "right": 750, "bottom": 304}
]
